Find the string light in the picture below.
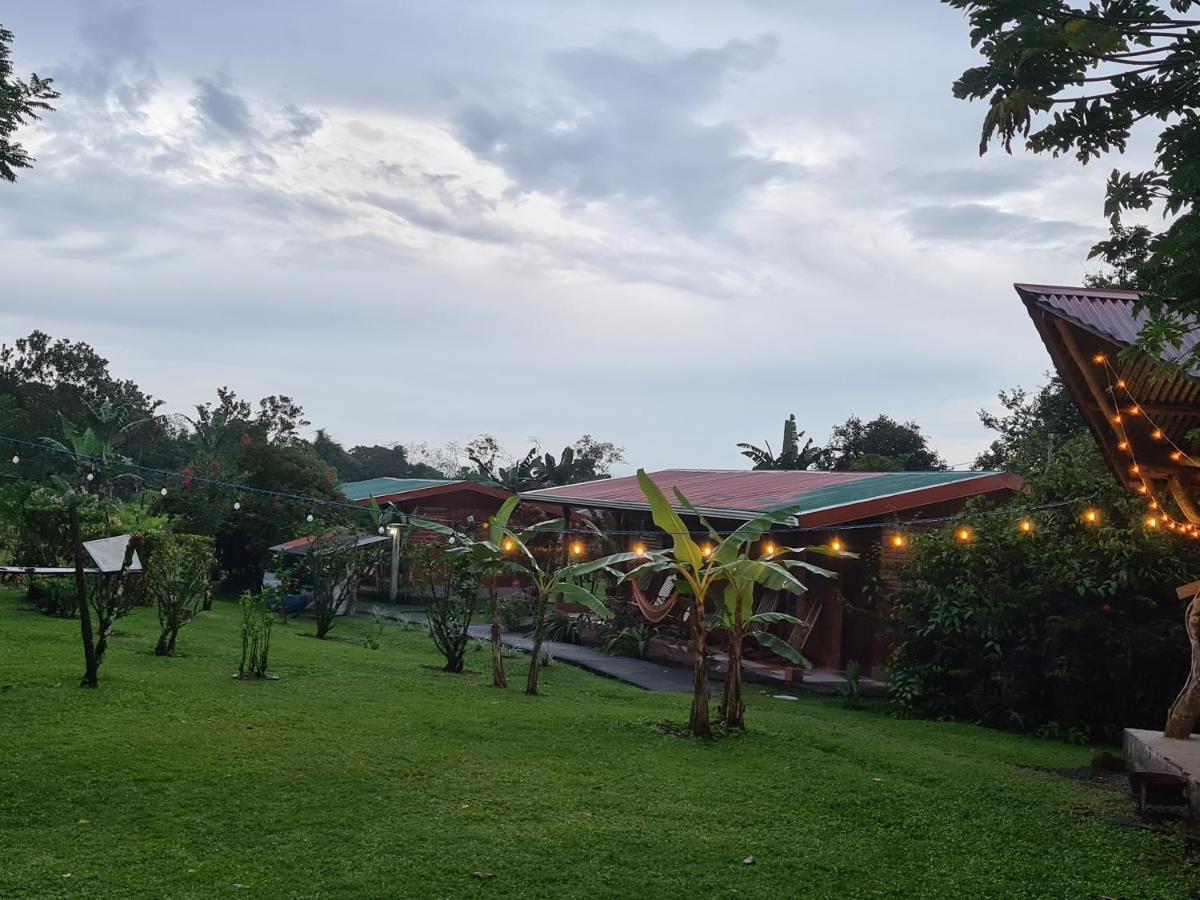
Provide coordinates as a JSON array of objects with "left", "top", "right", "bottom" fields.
[
  {"left": 890, "top": 533, "right": 907, "bottom": 548},
  {"left": 306, "top": 513, "right": 314, "bottom": 523},
  {"left": 571, "top": 541, "right": 584, "bottom": 556},
  {"left": 1083, "top": 509, "right": 1100, "bottom": 526},
  {"left": 830, "top": 537, "right": 844, "bottom": 553},
  {"left": 956, "top": 527, "right": 973, "bottom": 543},
  {"left": 1152, "top": 429, "right": 1164, "bottom": 440},
  {"left": 85, "top": 472, "right": 94, "bottom": 482},
  {"left": 1018, "top": 518, "right": 1035, "bottom": 534},
  {"left": 502, "top": 538, "right": 514, "bottom": 552},
  {"left": 763, "top": 541, "right": 777, "bottom": 557},
  {"left": 1145, "top": 516, "right": 1160, "bottom": 529},
  {"left": 233, "top": 501, "right": 241, "bottom": 511},
  {"left": 633, "top": 542, "right": 647, "bottom": 556},
  {"left": 702, "top": 543, "right": 713, "bottom": 558},
  {"left": 10, "top": 455, "right": 17, "bottom": 464}
]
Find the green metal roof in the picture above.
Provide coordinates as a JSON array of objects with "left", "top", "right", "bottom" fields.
[
  {"left": 341, "top": 477, "right": 455, "bottom": 502},
  {"left": 787, "top": 471, "right": 1003, "bottom": 514}
]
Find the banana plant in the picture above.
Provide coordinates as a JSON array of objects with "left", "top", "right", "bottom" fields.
[
  {"left": 40, "top": 400, "right": 153, "bottom": 496},
  {"left": 412, "top": 499, "right": 611, "bottom": 694},
  {"left": 573, "top": 469, "right": 851, "bottom": 735}
]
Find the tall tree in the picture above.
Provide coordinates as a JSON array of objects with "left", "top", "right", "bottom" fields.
[
  {"left": 0, "top": 24, "right": 58, "bottom": 183},
  {"left": 817, "top": 415, "right": 947, "bottom": 472},
  {"left": 945, "top": 0, "right": 1200, "bottom": 367},
  {"left": 974, "top": 376, "right": 1087, "bottom": 473},
  {"left": 738, "top": 414, "right": 822, "bottom": 470}
]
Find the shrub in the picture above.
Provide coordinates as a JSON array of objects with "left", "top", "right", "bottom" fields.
[
  {"left": 25, "top": 578, "right": 79, "bottom": 618},
  {"left": 890, "top": 493, "right": 1200, "bottom": 741},
  {"left": 141, "top": 532, "right": 215, "bottom": 656},
  {"left": 12, "top": 487, "right": 106, "bottom": 566},
  {"left": 409, "top": 540, "right": 479, "bottom": 673},
  {"left": 602, "top": 624, "right": 655, "bottom": 660},
  {"left": 238, "top": 590, "right": 275, "bottom": 678},
  {"left": 543, "top": 612, "right": 582, "bottom": 645}
]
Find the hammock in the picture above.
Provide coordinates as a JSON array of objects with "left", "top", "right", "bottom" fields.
[{"left": 630, "top": 575, "right": 681, "bottom": 624}]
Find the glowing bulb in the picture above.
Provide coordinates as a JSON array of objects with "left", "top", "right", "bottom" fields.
[
  {"left": 1112, "top": 414, "right": 1123, "bottom": 424},
  {"left": 1018, "top": 519, "right": 1034, "bottom": 534},
  {"left": 1146, "top": 516, "right": 1160, "bottom": 529},
  {"left": 571, "top": 541, "right": 584, "bottom": 556},
  {"left": 1118, "top": 441, "right": 1129, "bottom": 451},
  {"left": 634, "top": 543, "right": 646, "bottom": 556},
  {"left": 1116, "top": 379, "right": 1127, "bottom": 389},
  {"left": 1129, "top": 406, "right": 1141, "bottom": 416},
  {"left": 306, "top": 513, "right": 314, "bottom": 523},
  {"left": 1130, "top": 465, "right": 1140, "bottom": 475},
  {"left": 1152, "top": 429, "right": 1164, "bottom": 440},
  {"left": 1172, "top": 451, "right": 1184, "bottom": 462},
  {"left": 1083, "top": 509, "right": 1100, "bottom": 525},
  {"left": 1093, "top": 353, "right": 1106, "bottom": 364},
  {"left": 1137, "top": 484, "right": 1149, "bottom": 495},
  {"left": 830, "top": 538, "right": 844, "bottom": 553},
  {"left": 763, "top": 541, "right": 777, "bottom": 557},
  {"left": 10, "top": 455, "right": 18, "bottom": 464},
  {"left": 160, "top": 487, "right": 168, "bottom": 497},
  {"left": 502, "top": 538, "right": 514, "bottom": 552},
  {"left": 956, "top": 528, "right": 973, "bottom": 543},
  {"left": 890, "top": 533, "right": 907, "bottom": 548},
  {"left": 702, "top": 544, "right": 713, "bottom": 558},
  {"left": 378, "top": 526, "right": 385, "bottom": 535},
  {"left": 233, "top": 501, "right": 241, "bottom": 511},
  {"left": 1150, "top": 500, "right": 1159, "bottom": 509},
  {"left": 85, "top": 472, "right": 94, "bottom": 482}
]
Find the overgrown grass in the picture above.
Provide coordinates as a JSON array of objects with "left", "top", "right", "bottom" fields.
[{"left": 1, "top": 588, "right": 1195, "bottom": 898}]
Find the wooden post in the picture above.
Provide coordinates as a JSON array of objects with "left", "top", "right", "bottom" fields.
[
  {"left": 1166, "top": 581, "right": 1200, "bottom": 738},
  {"left": 71, "top": 503, "right": 98, "bottom": 689},
  {"left": 388, "top": 526, "right": 400, "bottom": 602}
]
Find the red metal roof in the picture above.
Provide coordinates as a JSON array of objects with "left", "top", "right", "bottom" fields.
[{"left": 523, "top": 469, "right": 1021, "bottom": 526}]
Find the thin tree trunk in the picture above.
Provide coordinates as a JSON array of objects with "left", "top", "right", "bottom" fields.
[
  {"left": 721, "top": 626, "right": 746, "bottom": 730},
  {"left": 490, "top": 585, "right": 507, "bottom": 689},
  {"left": 72, "top": 505, "right": 99, "bottom": 689},
  {"left": 155, "top": 628, "right": 171, "bottom": 657},
  {"left": 1165, "top": 592, "right": 1200, "bottom": 738},
  {"left": 525, "top": 594, "right": 549, "bottom": 696},
  {"left": 688, "top": 601, "right": 711, "bottom": 737}
]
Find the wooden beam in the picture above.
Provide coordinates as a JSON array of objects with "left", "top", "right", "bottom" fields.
[
  {"left": 1170, "top": 476, "right": 1200, "bottom": 525},
  {"left": 1054, "top": 321, "right": 1124, "bottom": 442}
]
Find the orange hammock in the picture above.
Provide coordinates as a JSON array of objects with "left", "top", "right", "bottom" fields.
[{"left": 631, "top": 578, "right": 681, "bottom": 624}]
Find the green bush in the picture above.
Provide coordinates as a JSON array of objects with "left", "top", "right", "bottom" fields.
[
  {"left": 890, "top": 489, "right": 1200, "bottom": 741},
  {"left": 12, "top": 487, "right": 107, "bottom": 566},
  {"left": 25, "top": 578, "right": 79, "bottom": 618},
  {"left": 141, "top": 531, "right": 215, "bottom": 656}
]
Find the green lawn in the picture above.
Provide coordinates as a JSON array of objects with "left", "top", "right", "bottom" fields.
[{"left": 0, "top": 589, "right": 1194, "bottom": 899}]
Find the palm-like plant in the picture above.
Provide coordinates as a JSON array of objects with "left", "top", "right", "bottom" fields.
[
  {"left": 577, "top": 470, "right": 848, "bottom": 735},
  {"left": 738, "top": 414, "right": 821, "bottom": 470},
  {"left": 41, "top": 400, "right": 152, "bottom": 492}
]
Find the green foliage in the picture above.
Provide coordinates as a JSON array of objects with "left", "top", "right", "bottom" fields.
[
  {"left": 843, "top": 660, "right": 864, "bottom": 711},
  {"left": 738, "top": 414, "right": 823, "bottom": 470},
  {"left": 24, "top": 578, "right": 78, "bottom": 618},
  {"left": 141, "top": 532, "right": 215, "bottom": 656},
  {"left": 945, "top": 0, "right": 1200, "bottom": 367},
  {"left": 408, "top": 537, "right": 480, "bottom": 672},
  {"left": 817, "top": 414, "right": 946, "bottom": 472},
  {"left": 974, "top": 376, "right": 1085, "bottom": 472},
  {"left": 0, "top": 24, "right": 58, "bottom": 182},
  {"left": 543, "top": 611, "right": 583, "bottom": 644},
  {"left": 13, "top": 487, "right": 107, "bottom": 566},
  {"left": 890, "top": 484, "right": 1200, "bottom": 740},
  {"left": 237, "top": 590, "right": 276, "bottom": 678},
  {"left": 602, "top": 623, "right": 655, "bottom": 659}
]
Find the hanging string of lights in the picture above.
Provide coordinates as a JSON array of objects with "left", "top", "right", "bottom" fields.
[
  {"left": 0, "top": 430, "right": 1105, "bottom": 547},
  {"left": 1093, "top": 352, "right": 1200, "bottom": 539}
]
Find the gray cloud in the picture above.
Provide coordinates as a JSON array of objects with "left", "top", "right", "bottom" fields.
[
  {"left": 903, "top": 203, "right": 1096, "bottom": 245},
  {"left": 192, "top": 74, "right": 258, "bottom": 141},
  {"left": 454, "top": 34, "right": 791, "bottom": 223},
  {"left": 358, "top": 191, "right": 517, "bottom": 244},
  {"left": 279, "top": 104, "right": 323, "bottom": 142}
]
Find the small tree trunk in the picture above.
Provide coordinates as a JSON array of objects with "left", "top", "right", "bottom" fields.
[
  {"left": 525, "top": 594, "right": 549, "bottom": 696},
  {"left": 154, "top": 628, "right": 171, "bottom": 657},
  {"left": 167, "top": 628, "right": 178, "bottom": 656},
  {"left": 1165, "top": 592, "right": 1200, "bottom": 738},
  {"left": 721, "top": 627, "right": 746, "bottom": 730},
  {"left": 490, "top": 588, "right": 507, "bottom": 689},
  {"left": 72, "top": 505, "right": 99, "bottom": 689},
  {"left": 688, "top": 603, "right": 711, "bottom": 737}
]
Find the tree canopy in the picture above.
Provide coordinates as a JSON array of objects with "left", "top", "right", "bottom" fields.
[
  {"left": 0, "top": 24, "right": 58, "bottom": 183},
  {"left": 738, "top": 414, "right": 823, "bottom": 470},
  {"left": 817, "top": 414, "right": 947, "bottom": 472},
  {"left": 946, "top": 0, "right": 1200, "bottom": 365}
]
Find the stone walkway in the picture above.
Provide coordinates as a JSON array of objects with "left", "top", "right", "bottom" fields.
[{"left": 350, "top": 600, "right": 883, "bottom": 696}]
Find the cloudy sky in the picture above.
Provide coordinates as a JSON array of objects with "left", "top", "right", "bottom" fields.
[{"left": 2, "top": 1, "right": 1120, "bottom": 472}]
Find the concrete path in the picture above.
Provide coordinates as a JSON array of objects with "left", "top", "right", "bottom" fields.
[{"left": 350, "top": 600, "right": 884, "bottom": 697}]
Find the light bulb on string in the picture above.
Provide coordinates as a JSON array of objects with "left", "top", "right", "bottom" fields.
[
  {"left": 634, "top": 542, "right": 647, "bottom": 557},
  {"left": 1145, "top": 516, "right": 1160, "bottom": 530},
  {"left": 1172, "top": 451, "right": 1184, "bottom": 462},
  {"left": 701, "top": 543, "right": 713, "bottom": 558},
  {"left": 306, "top": 513, "right": 314, "bottom": 523},
  {"left": 233, "top": 501, "right": 241, "bottom": 511},
  {"left": 1093, "top": 353, "right": 1106, "bottom": 365},
  {"left": 1118, "top": 441, "right": 1129, "bottom": 451},
  {"left": 763, "top": 541, "right": 777, "bottom": 557},
  {"left": 160, "top": 487, "right": 168, "bottom": 497},
  {"left": 1152, "top": 429, "right": 1165, "bottom": 440},
  {"left": 956, "top": 527, "right": 973, "bottom": 543},
  {"left": 1018, "top": 519, "right": 1034, "bottom": 534},
  {"left": 85, "top": 472, "right": 94, "bottom": 482},
  {"left": 10, "top": 455, "right": 18, "bottom": 465},
  {"left": 890, "top": 533, "right": 907, "bottom": 548},
  {"left": 1083, "top": 509, "right": 1100, "bottom": 526},
  {"left": 571, "top": 541, "right": 584, "bottom": 556},
  {"left": 830, "top": 537, "right": 844, "bottom": 553}
]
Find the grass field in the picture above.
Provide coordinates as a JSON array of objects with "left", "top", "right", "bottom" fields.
[{"left": 1, "top": 588, "right": 1196, "bottom": 899}]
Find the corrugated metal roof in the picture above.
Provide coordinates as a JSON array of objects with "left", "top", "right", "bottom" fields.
[
  {"left": 522, "top": 469, "right": 1015, "bottom": 523},
  {"left": 1015, "top": 282, "right": 1200, "bottom": 362},
  {"left": 341, "top": 477, "right": 455, "bottom": 502}
]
